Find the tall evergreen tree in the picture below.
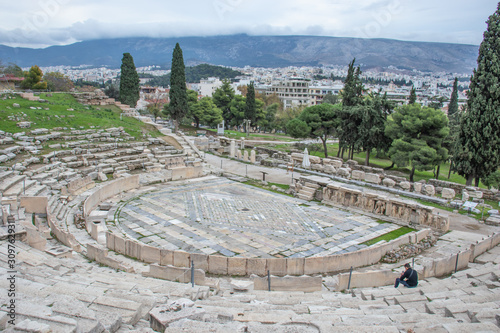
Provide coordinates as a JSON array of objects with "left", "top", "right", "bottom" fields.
[
  {"left": 341, "top": 59, "right": 364, "bottom": 107},
  {"left": 408, "top": 86, "right": 417, "bottom": 104},
  {"left": 213, "top": 79, "right": 235, "bottom": 128},
  {"left": 165, "top": 43, "right": 188, "bottom": 132},
  {"left": 448, "top": 78, "right": 459, "bottom": 119},
  {"left": 454, "top": 4, "right": 500, "bottom": 186},
  {"left": 358, "top": 91, "right": 394, "bottom": 165},
  {"left": 244, "top": 81, "right": 256, "bottom": 130},
  {"left": 119, "top": 53, "right": 140, "bottom": 108},
  {"left": 339, "top": 58, "right": 364, "bottom": 159}
]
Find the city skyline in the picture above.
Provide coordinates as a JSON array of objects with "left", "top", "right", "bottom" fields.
[{"left": 0, "top": 0, "right": 498, "bottom": 48}]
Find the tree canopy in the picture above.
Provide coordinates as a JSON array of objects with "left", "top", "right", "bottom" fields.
[
  {"left": 119, "top": 53, "right": 140, "bottom": 107},
  {"left": 386, "top": 104, "right": 449, "bottom": 182},
  {"left": 44, "top": 72, "right": 74, "bottom": 92},
  {"left": 287, "top": 103, "right": 341, "bottom": 158},
  {"left": 21, "top": 65, "right": 47, "bottom": 90},
  {"left": 453, "top": 4, "right": 500, "bottom": 186},
  {"left": 147, "top": 64, "right": 242, "bottom": 86}
]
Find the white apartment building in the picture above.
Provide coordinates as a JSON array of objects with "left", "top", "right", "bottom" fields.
[
  {"left": 199, "top": 77, "right": 223, "bottom": 97},
  {"left": 267, "top": 78, "right": 311, "bottom": 109},
  {"left": 309, "top": 85, "right": 343, "bottom": 105}
]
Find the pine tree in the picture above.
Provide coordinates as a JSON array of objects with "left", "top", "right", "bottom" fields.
[
  {"left": 213, "top": 79, "right": 235, "bottom": 128},
  {"left": 408, "top": 86, "right": 417, "bottom": 104},
  {"left": 166, "top": 43, "right": 188, "bottom": 132},
  {"left": 119, "top": 53, "right": 140, "bottom": 108},
  {"left": 244, "top": 81, "right": 256, "bottom": 130},
  {"left": 454, "top": 4, "right": 500, "bottom": 186}
]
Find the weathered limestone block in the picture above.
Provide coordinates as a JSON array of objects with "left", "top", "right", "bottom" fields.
[
  {"left": 423, "top": 185, "right": 435, "bottom": 196},
  {"left": 324, "top": 165, "right": 337, "bottom": 174},
  {"left": 311, "top": 164, "right": 324, "bottom": 172},
  {"left": 309, "top": 155, "right": 321, "bottom": 164},
  {"left": 149, "top": 299, "right": 205, "bottom": 332},
  {"left": 382, "top": 178, "right": 396, "bottom": 188},
  {"left": 400, "top": 181, "right": 411, "bottom": 191},
  {"left": 365, "top": 173, "right": 381, "bottom": 184},
  {"left": 338, "top": 168, "right": 351, "bottom": 178},
  {"left": 414, "top": 182, "right": 423, "bottom": 193},
  {"left": 351, "top": 170, "right": 365, "bottom": 180}
]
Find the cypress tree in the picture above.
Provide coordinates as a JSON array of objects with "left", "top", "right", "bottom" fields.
[
  {"left": 454, "top": 4, "right": 500, "bottom": 186},
  {"left": 166, "top": 43, "right": 188, "bottom": 132},
  {"left": 448, "top": 78, "right": 459, "bottom": 119},
  {"left": 408, "top": 86, "right": 417, "bottom": 104},
  {"left": 245, "top": 81, "right": 256, "bottom": 130},
  {"left": 119, "top": 53, "right": 140, "bottom": 107}
]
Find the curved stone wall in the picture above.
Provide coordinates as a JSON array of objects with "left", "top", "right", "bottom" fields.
[
  {"left": 82, "top": 175, "right": 140, "bottom": 217},
  {"left": 105, "top": 229, "right": 430, "bottom": 277}
]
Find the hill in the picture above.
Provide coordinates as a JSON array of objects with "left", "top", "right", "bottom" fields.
[
  {"left": 0, "top": 35, "right": 479, "bottom": 73},
  {"left": 147, "top": 64, "right": 243, "bottom": 86}
]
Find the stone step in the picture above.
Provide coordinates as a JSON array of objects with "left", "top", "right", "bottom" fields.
[
  {"left": 23, "top": 184, "right": 49, "bottom": 197},
  {"left": 57, "top": 204, "right": 69, "bottom": 221},
  {"left": 87, "top": 296, "right": 144, "bottom": 325},
  {"left": 3, "top": 179, "right": 37, "bottom": 196},
  {"left": 0, "top": 170, "right": 14, "bottom": 182},
  {"left": 0, "top": 174, "right": 25, "bottom": 192},
  {"left": 297, "top": 193, "right": 314, "bottom": 201}
]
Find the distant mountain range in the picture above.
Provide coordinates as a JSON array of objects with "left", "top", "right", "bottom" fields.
[{"left": 0, "top": 35, "right": 479, "bottom": 73}]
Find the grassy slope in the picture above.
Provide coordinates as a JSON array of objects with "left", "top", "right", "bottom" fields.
[{"left": 0, "top": 92, "right": 161, "bottom": 140}]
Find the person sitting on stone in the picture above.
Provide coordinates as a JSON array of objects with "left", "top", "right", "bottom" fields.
[{"left": 394, "top": 263, "right": 418, "bottom": 288}]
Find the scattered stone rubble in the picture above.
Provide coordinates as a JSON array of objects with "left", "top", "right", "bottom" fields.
[{"left": 382, "top": 235, "right": 438, "bottom": 263}]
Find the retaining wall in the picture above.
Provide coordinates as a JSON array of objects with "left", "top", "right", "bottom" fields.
[{"left": 83, "top": 175, "right": 140, "bottom": 217}]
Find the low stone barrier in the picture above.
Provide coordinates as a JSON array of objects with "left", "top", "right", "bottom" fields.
[
  {"left": 83, "top": 175, "right": 140, "bottom": 217},
  {"left": 19, "top": 196, "right": 48, "bottom": 214},
  {"left": 144, "top": 264, "right": 205, "bottom": 284},
  {"left": 86, "top": 243, "right": 134, "bottom": 272},
  {"left": 252, "top": 274, "right": 322, "bottom": 292},
  {"left": 105, "top": 229, "right": 430, "bottom": 276},
  {"left": 336, "top": 270, "right": 398, "bottom": 291}
]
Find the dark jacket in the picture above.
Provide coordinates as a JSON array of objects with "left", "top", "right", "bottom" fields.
[{"left": 401, "top": 268, "right": 418, "bottom": 287}]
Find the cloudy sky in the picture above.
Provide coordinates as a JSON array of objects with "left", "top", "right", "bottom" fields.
[{"left": 1, "top": 0, "right": 498, "bottom": 48}]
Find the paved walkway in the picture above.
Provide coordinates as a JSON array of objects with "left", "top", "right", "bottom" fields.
[{"left": 204, "top": 153, "right": 302, "bottom": 185}]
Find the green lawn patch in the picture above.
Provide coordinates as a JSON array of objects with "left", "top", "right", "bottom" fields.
[{"left": 361, "top": 226, "right": 416, "bottom": 246}]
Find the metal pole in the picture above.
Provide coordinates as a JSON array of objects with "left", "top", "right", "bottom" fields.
[
  {"left": 246, "top": 165, "right": 248, "bottom": 177},
  {"left": 220, "top": 160, "right": 223, "bottom": 169},
  {"left": 347, "top": 266, "right": 353, "bottom": 290},
  {"left": 191, "top": 260, "right": 194, "bottom": 287},
  {"left": 412, "top": 258, "right": 414, "bottom": 268},
  {"left": 267, "top": 270, "right": 271, "bottom": 292},
  {"left": 455, "top": 253, "right": 459, "bottom": 273},
  {"left": 23, "top": 179, "right": 25, "bottom": 195}
]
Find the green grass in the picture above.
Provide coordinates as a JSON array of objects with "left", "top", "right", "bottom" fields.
[
  {"left": 0, "top": 92, "right": 162, "bottom": 141},
  {"left": 361, "top": 226, "right": 416, "bottom": 246},
  {"left": 243, "top": 179, "right": 291, "bottom": 196}
]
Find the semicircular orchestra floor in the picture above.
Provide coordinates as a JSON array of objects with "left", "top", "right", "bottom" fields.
[{"left": 114, "top": 177, "right": 400, "bottom": 258}]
